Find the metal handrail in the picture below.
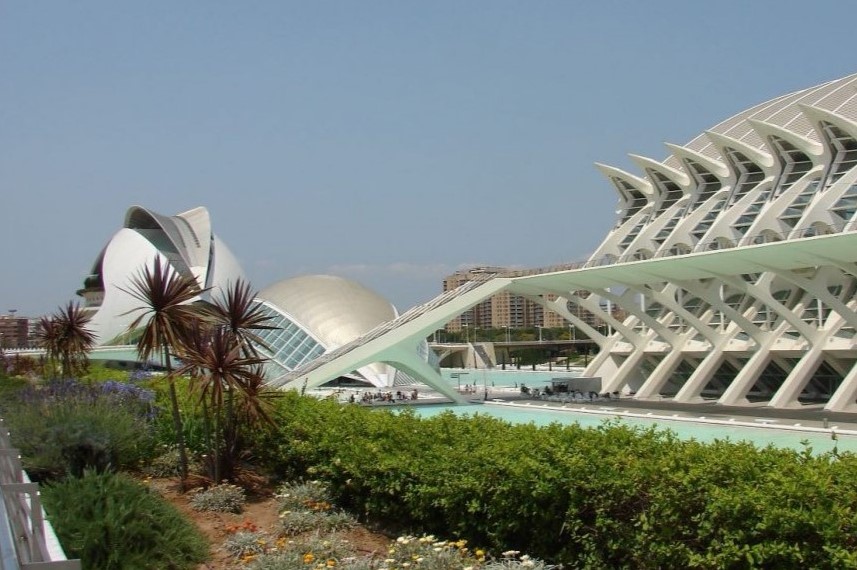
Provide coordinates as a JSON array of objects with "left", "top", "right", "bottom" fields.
[{"left": 0, "top": 420, "right": 80, "bottom": 569}]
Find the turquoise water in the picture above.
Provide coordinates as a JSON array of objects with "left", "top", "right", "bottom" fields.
[{"left": 406, "top": 403, "right": 857, "bottom": 455}]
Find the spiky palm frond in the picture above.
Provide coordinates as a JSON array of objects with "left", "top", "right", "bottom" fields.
[
  {"left": 177, "top": 325, "right": 267, "bottom": 410},
  {"left": 236, "top": 364, "right": 278, "bottom": 429},
  {"left": 36, "top": 315, "right": 60, "bottom": 359},
  {"left": 207, "top": 278, "right": 277, "bottom": 357},
  {"left": 51, "top": 302, "right": 96, "bottom": 377},
  {"left": 119, "top": 256, "right": 208, "bottom": 485},
  {"left": 120, "top": 257, "right": 207, "bottom": 366}
]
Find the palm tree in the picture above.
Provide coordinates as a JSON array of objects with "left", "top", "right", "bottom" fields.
[
  {"left": 52, "top": 302, "right": 97, "bottom": 378},
  {"left": 203, "top": 279, "right": 278, "bottom": 468},
  {"left": 122, "top": 257, "right": 207, "bottom": 485},
  {"left": 206, "top": 278, "right": 277, "bottom": 358},
  {"left": 35, "top": 315, "right": 61, "bottom": 378},
  {"left": 176, "top": 324, "right": 268, "bottom": 482}
]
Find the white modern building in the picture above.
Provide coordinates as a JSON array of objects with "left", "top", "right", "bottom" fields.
[
  {"left": 79, "top": 205, "right": 245, "bottom": 345},
  {"left": 76, "top": 207, "right": 460, "bottom": 398},
  {"left": 273, "top": 72, "right": 857, "bottom": 412},
  {"left": 254, "top": 275, "right": 449, "bottom": 394}
]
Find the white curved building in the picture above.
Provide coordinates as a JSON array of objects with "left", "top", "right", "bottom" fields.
[
  {"left": 79, "top": 205, "right": 245, "bottom": 345},
  {"left": 254, "top": 275, "right": 417, "bottom": 386},
  {"left": 276, "top": 72, "right": 857, "bottom": 412}
]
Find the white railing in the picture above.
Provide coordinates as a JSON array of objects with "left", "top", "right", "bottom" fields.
[{"left": 0, "top": 420, "right": 80, "bottom": 570}]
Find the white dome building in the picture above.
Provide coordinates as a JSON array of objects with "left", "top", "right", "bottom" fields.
[
  {"left": 254, "top": 275, "right": 434, "bottom": 388},
  {"left": 79, "top": 205, "right": 245, "bottom": 345}
]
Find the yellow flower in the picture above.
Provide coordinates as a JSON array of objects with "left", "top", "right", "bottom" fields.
[
  {"left": 326, "top": 559, "right": 337, "bottom": 567},
  {"left": 304, "top": 552, "right": 316, "bottom": 564}
]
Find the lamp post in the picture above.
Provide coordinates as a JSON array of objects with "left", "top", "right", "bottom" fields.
[
  {"left": 463, "top": 323, "right": 469, "bottom": 343},
  {"left": 537, "top": 325, "right": 544, "bottom": 342}
]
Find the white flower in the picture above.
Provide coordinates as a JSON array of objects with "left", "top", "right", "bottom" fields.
[{"left": 502, "top": 550, "right": 520, "bottom": 558}]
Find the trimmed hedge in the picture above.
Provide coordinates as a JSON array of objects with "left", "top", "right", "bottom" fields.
[{"left": 255, "top": 394, "right": 857, "bottom": 569}]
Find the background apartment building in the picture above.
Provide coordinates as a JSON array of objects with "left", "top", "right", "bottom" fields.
[
  {"left": 0, "top": 311, "right": 33, "bottom": 349},
  {"left": 441, "top": 267, "right": 611, "bottom": 332}
]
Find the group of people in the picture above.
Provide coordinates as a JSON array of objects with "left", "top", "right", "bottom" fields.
[{"left": 347, "top": 389, "right": 419, "bottom": 404}]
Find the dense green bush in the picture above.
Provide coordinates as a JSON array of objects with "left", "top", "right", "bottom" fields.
[
  {"left": 253, "top": 393, "right": 857, "bottom": 569},
  {"left": 3, "top": 379, "right": 157, "bottom": 479},
  {"left": 42, "top": 470, "right": 208, "bottom": 569}
]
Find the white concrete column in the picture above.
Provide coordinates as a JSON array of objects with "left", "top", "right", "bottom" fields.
[
  {"left": 767, "top": 345, "right": 824, "bottom": 408},
  {"left": 826, "top": 360, "right": 857, "bottom": 413},
  {"left": 601, "top": 349, "right": 649, "bottom": 394},
  {"left": 717, "top": 348, "right": 772, "bottom": 406},
  {"left": 674, "top": 349, "right": 725, "bottom": 403},
  {"left": 633, "top": 348, "right": 686, "bottom": 399}
]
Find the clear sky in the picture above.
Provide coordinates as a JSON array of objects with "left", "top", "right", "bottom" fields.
[{"left": 3, "top": 1, "right": 857, "bottom": 317}]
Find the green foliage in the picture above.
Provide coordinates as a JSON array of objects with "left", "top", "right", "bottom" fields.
[
  {"left": 143, "top": 445, "right": 205, "bottom": 478},
  {"left": 0, "top": 375, "right": 28, "bottom": 402},
  {"left": 77, "top": 362, "right": 131, "bottom": 384},
  {"left": 276, "top": 480, "right": 332, "bottom": 511},
  {"left": 3, "top": 379, "right": 157, "bottom": 480},
  {"left": 276, "top": 479, "right": 356, "bottom": 535},
  {"left": 253, "top": 393, "right": 857, "bottom": 569},
  {"left": 224, "top": 530, "right": 270, "bottom": 558},
  {"left": 42, "top": 470, "right": 208, "bottom": 570},
  {"left": 248, "top": 532, "right": 358, "bottom": 570},
  {"left": 189, "top": 483, "right": 246, "bottom": 513},
  {"left": 279, "top": 509, "right": 356, "bottom": 536}
]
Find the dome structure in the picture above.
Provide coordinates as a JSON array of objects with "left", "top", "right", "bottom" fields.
[
  {"left": 254, "top": 275, "right": 430, "bottom": 387},
  {"left": 79, "top": 205, "right": 245, "bottom": 345}
]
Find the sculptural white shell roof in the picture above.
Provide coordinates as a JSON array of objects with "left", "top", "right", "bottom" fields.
[
  {"left": 255, "top": 275, "right": 403, "bottom": 387},
  {"left": 80, "top": 205, "right": 245, "bottom": 345}
]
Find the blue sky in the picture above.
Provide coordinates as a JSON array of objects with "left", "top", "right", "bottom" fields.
[{"left": 3, "top": 1, "right": 857, "bottom": 317}]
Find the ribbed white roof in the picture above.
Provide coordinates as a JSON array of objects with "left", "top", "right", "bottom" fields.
[
  {"left": 682, "top": 73, "right": 857, "bottom": 162},
  {"left": 257, "top": 275, "right": 397, "bottom": 350}
]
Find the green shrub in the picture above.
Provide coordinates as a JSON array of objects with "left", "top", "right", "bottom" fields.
[
  {"left": 42, "top": 470, "right": 208, "bottom": 569},
  {"left": 190, "top": 483, "right": 246, "bottom": 513},
  {"left": 247, "top": 532, "right": 361, "bottom": 570},
  {"left": 4, "top": 379, "right": 157, "bottom": 479},
  {"left": 279, "top": 509, "right": 356, "bottom": 535},
  {"left": 276, "top": 480, "right": 332, "bottom": 511},
  {"left": 142, "top": 446, "right": 183, "bottom": 478},
  {"left": 224, "top": 530, "right": 270, "bottom": 558},
  {"left": 253, "top": 393, "right": 857, "bottom": 569}
]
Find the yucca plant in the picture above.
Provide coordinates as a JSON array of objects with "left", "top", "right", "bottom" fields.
[
  {"left": 51, "top": 302, "right": 97, "bottom": 379},
  {"left": 191, "top": 279, "right": 279, "bottom": 481},
  {"left": 121, "top": 257, "right": 208, "bottom": 486},
  {"left": 206, "top": 278, "right": 277, "bottom": 358},
  {"left": 35, "top": 315, "right": 61, "bottom": 378},
  {"left": 177, "top": 323, "right": 270, "bottom": 482}
]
